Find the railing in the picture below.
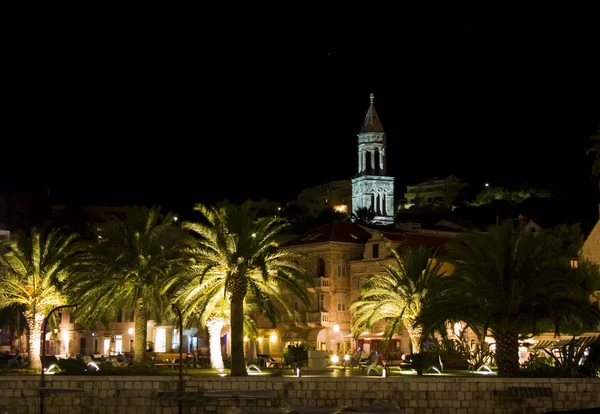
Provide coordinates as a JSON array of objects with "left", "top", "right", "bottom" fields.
[
  {"left": 306, "top": 312, "right": 329, "bottom": 325},
  {"left": 313, "top": 277, "right": 330, "bottom": 288}
]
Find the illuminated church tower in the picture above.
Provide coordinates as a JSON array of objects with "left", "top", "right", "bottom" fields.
[{"left": 351, "top": 93, "right": 395, "bottom": 225}]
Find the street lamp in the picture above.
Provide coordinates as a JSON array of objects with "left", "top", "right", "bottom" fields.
[{"left": 40, "top": 304, "right": 77, "bottom": 414}]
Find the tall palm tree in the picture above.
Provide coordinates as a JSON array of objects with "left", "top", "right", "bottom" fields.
[
  {"left": 0, "top": 228, "right": 80, "bottom": 370},
  {"left": 350, "top": 246, "right": 445, "bottom": 354},
  {"left": 183, "top": 201, "right": 311, "bottom": 376},
  {"left": 166, "top": 271, "right": 262, "bottom": 369},
  {"left": 66, "top": 206, "right": 194, "bottom": 364},
  {"left": 419, "top": 220, "right": 600, "bottom": 377}
]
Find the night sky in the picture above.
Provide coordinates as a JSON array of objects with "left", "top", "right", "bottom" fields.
[{"left": 3, "top": 21, "right": 599, "bottom": 214}]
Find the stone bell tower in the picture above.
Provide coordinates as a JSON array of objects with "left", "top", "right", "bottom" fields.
[{"left": 351, "top": 93, "right": 395, "bottom": 225}]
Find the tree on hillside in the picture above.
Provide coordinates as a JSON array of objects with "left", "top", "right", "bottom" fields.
[
  {"left": 465, "top": 185, "right": 551, "bottom": 208},
  {"left": 587, "top": 128, "right": 600, "bottom": 190}
]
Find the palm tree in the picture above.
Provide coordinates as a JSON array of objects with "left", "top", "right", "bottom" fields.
[
  {"left": 182, "top": 201, "right": 311, "bottom": 376},
  {"left": 419, "top": 220, "right": 600, "bottom": 377},
  {"left": 0, "top": 228, "right": 80, "bottom": 370},
  {"left": 66, "top": 206, "right": 194, "bottom": 364},
  {"left": 166, "top": 271, "right": 262, "bottom": 369},
  {"left": 350, "top": 246, "right": 446, "bottom": 354},
  {"left": 352, "top": 207, "right": 375, "bottom": 224}
]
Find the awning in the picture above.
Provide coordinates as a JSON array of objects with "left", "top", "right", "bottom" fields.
[
  {"left": 344, "top": 331, "right": 403, "bottom": 340},
  {"left": 281, "top": 328, "right": 317, "bottom": 342},
  {"left": 281, "top": 327, "right": 328, "bottom": 342},
  {"left": 528, "top": 335, "right": 599, "bottom": 350}
]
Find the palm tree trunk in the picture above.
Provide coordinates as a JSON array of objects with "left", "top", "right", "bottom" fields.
[
  {"left": 207, "top": 318, "right": 225, "bottom": 369},
  {"left": 495, "top": 330, "right": 519, "bottom": 377},
  {"left": 229, "top": 292, "right": 247, "bottom": 376},
  {"left": 405, "top": 318, "right": 423, "bottom": 354},
  {"left": 133, "top": 299, "right": 147, "bottom": 364},
  {"left": 27, "top": 312, "right": 45, "bottom": 371}
]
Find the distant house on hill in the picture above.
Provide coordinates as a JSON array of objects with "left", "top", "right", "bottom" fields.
[{"left": 404, "top": 175, "right": 468, "bottom": 207}]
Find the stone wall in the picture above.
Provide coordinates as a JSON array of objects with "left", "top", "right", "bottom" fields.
[{"left": 1, "top": 375, "right": 599, "bottom": 413}]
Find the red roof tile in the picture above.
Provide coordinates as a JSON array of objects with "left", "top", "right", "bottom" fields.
[{"left": 283, "top": 221, "right": 371, "bottom": 246}]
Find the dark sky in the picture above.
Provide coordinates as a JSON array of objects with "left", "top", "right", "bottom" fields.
[{"left": 3, "top": 20, "right": 599, "bottom": 213}]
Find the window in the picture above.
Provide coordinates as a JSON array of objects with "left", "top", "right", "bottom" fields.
[
  {"left": 155, "top": 328, "right": 167, "bottom": 353},
  {"left": 336, "top": 260, "right": 347, "bottom": 277},
  {"left": 317, "top": 258, "right": 326, "bottom": 277},
  {"left": 115, "top": 335, "right": 123, "bottom": 354},
  {"left": 172, "top": 329, "right": 180, "bottom": 351},
  {"left": 372, "top": 244, "right": 379, "bottom": 258},
  {"left": 69, "top": 313, "right": 76, "bottom": 324},
  {"left": 319, "top": 293, "right": 326, "bottom": 312},
  {"left": 352, "top": 277, "right": 359, "bottom": 290},
  {"left": 337, "top": 293, "right": 346, "bottom": 312}
]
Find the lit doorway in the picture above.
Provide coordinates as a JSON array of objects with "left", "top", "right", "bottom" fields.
[{"left": 115, "top": 335, "right": 123, "bottom": 354}]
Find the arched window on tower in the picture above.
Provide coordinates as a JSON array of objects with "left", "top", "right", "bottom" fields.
[
  {"left": 374, "top": 149, "right": 380, "bottom": 174},
  {"left": 317, "top": 258, "right": 326, "bottom": 277},
  {"left": 370, "top": 193, "right": 375, "bottom": 212},
  {"left": 365, "top": 151, "right": 372, "bottom": 174},
  {"left": 382, "top": 194, "right": 387, "bottom": 216},
  {"left": 376, "top": 194, "right": 381, "bottom": 215}
]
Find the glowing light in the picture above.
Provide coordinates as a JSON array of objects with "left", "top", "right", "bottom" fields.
[
  {"left": 53, "top": 329, "right": 58, "bottom": 334},
  {"left": 270, "top": 332, "right": 277, "bottom": 343},
  {"left": 477, "top": 365, "right": 492, "bottom": 374},
  {"left": 257, "top": 337, "right": 263, "bottom": 342},
  {"left": 173, "top": 216, "right": 178, "bottom": 222},
  {"left": 382, "top": 367, "right": 387, "bottom": 378},
  {"left": 61, "top": 329, "right": 70, "bottom": 354},
  {"left": 344, "top": 354, "right": 350, "bottom": 361},
  {"left": 333, "top": 205, "right": 348, "bottom": 213},
  {"left": 333, "top": 324, "right": 340, "bottom": 333},
  {"left": 243, "top": 336, "right": 249, "bottom": 342},
  {"left": 87, "top": 362, "right": 100, "bottom": 371},
  {"left": 246, "top": 364, "right": 261, "bottom": 374},
  {"left": 128, "top": 328, "right": 134, "bottom": 335},
  {"left": 331, "top": 355, "right": 339, "bottom": 364},
  {"left": 296, "top": 367, "right": 301, "bottom": 377},
  {"left": 46, "top": 364, "right": 59, "bottom": 374},
  {"left": 430, "top": 367, "right": 441, "bottom": 374},
  {"left": 485, "top": 183, "right": 490, "bottom": 187},
  {"left": 252, "top": 233, "right": 256, "bottom": 238}
]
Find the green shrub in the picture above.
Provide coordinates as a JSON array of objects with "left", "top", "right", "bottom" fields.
[
  {"left": 283, "top": 343, "right": 309, "bottom": 366},
  {"left": 56, "top": 358, "right": 88, "bottom": 375},
  {"left": 520, "top": 352, "right": 559, "bottom": 377}
]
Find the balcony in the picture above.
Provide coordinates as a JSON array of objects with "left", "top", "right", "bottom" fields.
[
  {"left": 306, "top": 312, "right": 330, "bottom": 326},
  {"left": 310, "top": 277, "right": 330, "bottom": 291}
]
